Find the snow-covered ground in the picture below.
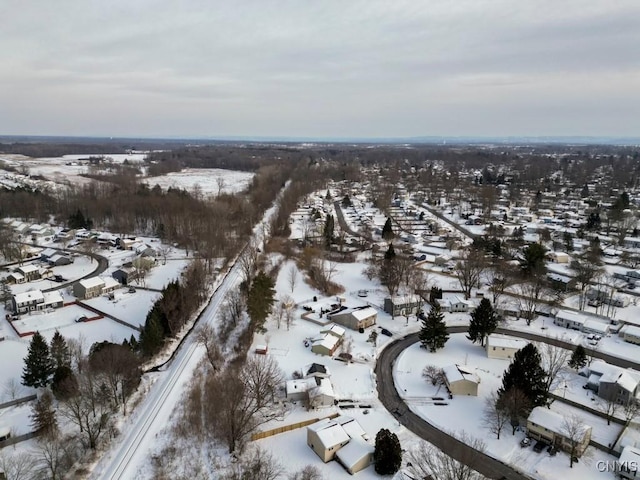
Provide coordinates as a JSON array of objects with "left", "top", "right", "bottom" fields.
[{"left": 143, "top": 168, "right": 254, "bottom": 196}]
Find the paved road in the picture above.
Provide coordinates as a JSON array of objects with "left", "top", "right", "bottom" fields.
[
  {"left": 375, "top": 325, "right": 640, "bottom": 480},
  {"left": 333, "top": 200, "right": 373, "bottom": 242}
]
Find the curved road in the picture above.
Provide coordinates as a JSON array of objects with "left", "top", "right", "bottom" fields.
[{"left": 375, "top": 326, "right": 640, "bottom": 480}]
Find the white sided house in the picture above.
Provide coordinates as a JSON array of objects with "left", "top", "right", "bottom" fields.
[
  {"left": 485, "top": 334, "right": 527, "bottom": 360},
  {"left": 623, "top": 325, "right": 640, "bottom": 346},
  {"left": 442, "top": 296, "right": 471, "bottom": 313},
  {"left": 443, "top": 364, "right": 480, "bottom": 396},
  {"left": 311, "top": 324, "right": 345, "bottom": 356},
  {"left": 73, "top": 277, "right": 106, "bottom": 300},
  {"left": 12, "top": 290, "right": 63, "bottom": 314}
]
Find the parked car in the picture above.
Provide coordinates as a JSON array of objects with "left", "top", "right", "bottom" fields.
[
  {"left": 533, "top": 441, "right": 548, "bottom": 453},
  {"left": 75, "top": 316, "right": 88, "bottom": 323},
  {"left": 520, "top": 437, "right": 531, "bottom": 448},
  {"left": 380, "top": 328, "right": 393, "bottom": 337}
]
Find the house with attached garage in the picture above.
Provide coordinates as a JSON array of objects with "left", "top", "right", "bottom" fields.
[
  {"left": 581, "top": 360, "right": 640, "bottom": 406},
  {"left": 307, "top": 415, "right": 372, "bottom": 474},
  {"left": 328, "top": 306, "right": 377, "bottom": 331},
  {"left": 73, "top": 277, "right": 106, "bottom": 300},
  {"left": 526, "top": 407, "right": 591, "bottom": 457},
  {"left": 383, "top": 295, "right": 421, "bottom": 318},
  {"left": 15, "top": 264, "right": 41, "bottom": 282},
  {"left": 11, "top": 290, "right": 63, "bottom": 314},
  {"left": 311, "top": 325, "right": 345, "bottom": 357}
]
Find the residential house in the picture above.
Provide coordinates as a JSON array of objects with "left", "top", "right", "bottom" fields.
[
  {"left": 6, "top": 272, "right": 25, "bottom": 284},
  {"left": 15, "top": 265, "right": 40, "bottom": 282},
  {"left": 526, "top": 407, "right": 591, "bottom": 457},
  {"left": 11, "top": 290, "right": 63, "bottom": 314},
  {"left": 307, "top": 416, "right": 371, "bottom": 472},
  {"left": 617, "top": 445, "right": 640, "bottom": 479},
  {"left": 442, "top": 296, "right": 471, "bottom": 313},
  {"left": 307, "top": 418, "right": 351, "bottom": 462},
  {"left": 582, "top": 319, "right": 610, "bottom": 336},
  {"left": 582, "top": 360, "right": 640, "bottom": 405},
  {"left": 553, "top": 310, "right": 586, "bottom": 330},
  {"left": 47, "top": 254, "right": 73, "bottom": 266},
  {"left": 443, "top": 364, "right": 480, "bottom": 396},
  {"left": 329, "top": 306, "right": 377, "bottom": 331},
  {"left": 311, "top": 324, "right": 345, "bottom": 356},
  {"left": 73, "top": 277, "right": 106, "bottom": 300},
  {"left": 623, "top": 325, "right": 640, "bottom": 346},
  {"left": 383, "top": 295, "right": 421, "bottom": 318},
  {"left": 485, "top": 334, "right": 527, "bottom": 360},
  {"left": 112, "top": 268, "right": 134, "bottom": 285}
]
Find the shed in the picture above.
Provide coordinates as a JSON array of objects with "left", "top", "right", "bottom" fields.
[
  {"left": 329, "top": 306, "right": 377, "bottom": 330},
  {"left": 485, "top": 334, "right": 527, "bottom": 360},
  {"left": 443, "top": 364, "right": 480, "bottom": 396}
]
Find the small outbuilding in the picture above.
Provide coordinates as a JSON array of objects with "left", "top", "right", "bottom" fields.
[
  {"left": 329, "top": 306, "right": 377, "bottom": 331},
  {"left": 485, "top": 334, "right": 527, "bottom": 360},
  {"left": 443, "top": 364, "right": 480, "bottom": 396}
]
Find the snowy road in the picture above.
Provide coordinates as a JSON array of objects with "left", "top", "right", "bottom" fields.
[{"left": 90, "top": 260, "right": 242, "bottom": 479}]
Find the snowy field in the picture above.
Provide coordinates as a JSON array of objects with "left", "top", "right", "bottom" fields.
[{"left": 143, "top": 168, "right": 254, "bottom": 196}]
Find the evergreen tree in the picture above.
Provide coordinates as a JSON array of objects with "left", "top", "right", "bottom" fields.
[
  {"left": 467, "top": 298, "right": 499, "bottom": 347},
  {"left": 580, "top": 184, "right": 589, "bottom": 198},
  {"left": 0, "top": 281, "right": 12, "bottom": 308},
  {"left": 419, "top": 302, "right": 449, "bottom": 352},
  {"left": 568, "top": 345, "right": 587, "bottom": 370},
  {"left": 323, "top": 214, "right": 334, "bottom": 248},
  {"left": 521, "top": 243, "right": 547, "bottom": 275},
  {"left": 382, "top": 218, "right": 394, "bottom": 241},
  {"left": 139, "top": 312, "right": 165, "bottom": 357},
  {"left": 373, "top": 428, "right": 402, "bottom": 475},
  {"left": 50, "top": 330, "right": 71, "bottom": 371},
  {"left": 247, "top": 270, "right": 276, "bottom": 333},
  {"left": 384, "top": 243, "right": 396, "bottom": 260},
  {"left": 341, "top": 194, "right": 352, "bottom": 207},
  {"left": 30, "top": 390, "right": 58, "bottom": 438},
  {"left": 22, "top": 331, "right": 55, "bottom": 388},
  {"left": 498, "top": 343, "right": 548, "bottom": 408}
]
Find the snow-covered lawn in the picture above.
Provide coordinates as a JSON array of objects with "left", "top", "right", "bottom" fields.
[{"left": 143, "top": 168, "right": 254, "bottom": 196}]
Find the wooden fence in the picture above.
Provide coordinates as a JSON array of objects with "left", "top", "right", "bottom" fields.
[{"left": 251, "top": 413, "right": 340, "bottom": 441}]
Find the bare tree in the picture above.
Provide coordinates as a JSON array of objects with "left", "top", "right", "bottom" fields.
[
  {"left": 89, "top": 343, "right": 141, "bottom": 415},
  {"left": 623, "top": 400, "right": 640, "bottom": 426},
  {"left": 537, "top": 342, "right": 570, "bottom": 400},
  {"left": 36, "top": 435, "right": 76, "bottom": 480},
  {"left": 288, "top": 264, "right": 299, "bottom": 293},
  {"left": 2, "top": 378, "right": 24, "bottom": 402},
  {"left": 59, "top": 370, "right": 111, "bottom": 450},
  {"left": 289, "top": 465, "right": 324, "bottom": 480},
  {"left": 66, "top": 334, "right": 86, "bottom": 374},
  {"left": 422, "top": 365, "right": 445, "bottom": 387},
  {"left": 499, "top": 386, "right": 532, "bottom": 435},
  {"left": 239, "top": 242, "right": 260, "bottom": 285},
  {"left": 454, "top": 249, "right": 487, "bottom": 299},
  {"left": 206, "top": 356, "right": 284, "bottom": 453},
  {"left": 196, "top": 324, "right": 224, "bottom": 371},
  {"left": 216, "top": 176, "right": 226, "bottom": 196},
  {"left": 408, "top": 267, "right": 431, "bottom": 319},
  {"left": 517, "top": 276, "right": 557, "bottom": 326},
  {"left": 221, "top": 446, "right": 283, "bottom": 480},
  {"left": 131, "top": 257, "right": 155, "bottom": 287},
  {"left": 561, "top": 414, "right": 589, "bottom": 468},
  {"left": 0, "top": 452, "right": 37, "bottom": 480},
  {"left": 405, "top": 433, "right": 487, "bottom": 480},
  {"left": 596, "top": 398, "right": 620, "bottom": 426},
  {"left": 482, "top": 391, "right": 510, "bottom": 440},
  {"left": 157, "top": 244, "right": 171, "bottom": 265}
]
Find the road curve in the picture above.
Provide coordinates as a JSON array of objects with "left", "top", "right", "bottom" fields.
[{"left": 375, "top": 325, "right": 640, "bottom": 480}]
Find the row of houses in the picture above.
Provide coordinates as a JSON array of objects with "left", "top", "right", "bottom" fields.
[{"left": 11, "top": 289, "right": 63, "bottom": 314}]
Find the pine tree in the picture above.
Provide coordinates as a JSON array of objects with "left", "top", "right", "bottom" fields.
[
  {"left": 323, "top": 214, "right": 334, "bottom": 248},
  {"left": 468, "top": 298, "right": 499, "bottom": 347},
  {"left": 50, "top": 330, "right": 71, "bottom": 371},
  {"left": 139, "top": 313, "right": 165, "bottom": 357},
  {"left": 373, "top": 428, "right": 402, "bottom": 475},
  {"left": 568, "top": 345, "right": 587, "bottom": 370},
  {"left": 382, "top": 218, "right": 394, "bottom": 241},
  {"left": 247, "top": 270, "right": 276, "bottom": 333},
  {"left": 419, "top": 302, "right": 449, "bottom": 352},
  {"left": 384, "top": 243, "right": 396, "bottom": 260},
  {"left": 30, "top": 390, "right": 58, "bottom": 438},
  {"left": 22, "top": 332, "right": 55, "bottom": 388},
  {"left": 498, "top": 343, "right": 548, "bottom": 408}
]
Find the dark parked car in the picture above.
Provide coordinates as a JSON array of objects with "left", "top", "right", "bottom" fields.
[
  {"left": 380, "top": 328, "right": 393, "bottom": 337},
  {"left": 533, "top": 441, "right": 548, "bottom": 453}
]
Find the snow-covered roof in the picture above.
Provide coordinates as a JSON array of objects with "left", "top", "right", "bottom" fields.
[
  {"left": 351, "top": 307, "right": 377, "bottom": 321},
  {"left": 583, "top": 319, "right": 609, "bottom": 334},
  {"left": 625, "top": 325, "right": 640, "bottom": 338},
  {"left": 43, "top": 291, "right": 63, "bottom": 305},
  {"left": 321, "top": 324, "right": 345, "bottom": 338},
  {"left": 310, "top": 421, "right": 350, "bottom": 449},
  {"left": 17, "top": 264, "right": 38, "bottom": 274},
  {"left": 102, "top": 277, "right": 120, "bottom": 290},
  {"left": 286, "top": 377, "right": 318, "bottom": 395},
  {"left": 335, "top": 438, "right": 373, "bottom": 470},
  {"left": 336, "top": 416, "right": 366, "bottom": 440},
  {"left": 389, "top": 294, "right": 420, "bottom": 304},
  {"left": 600, "top": 371, "right": 639, "bottom": 393},
  {"left": 486, "top": 334, "right": 527, "bottom": 351},
  {"left": 528, "top": 406, "right": 590, "bottom": 438},
  {"left": 79, "top": 277, "right": 106, "bottom": 289},
  {"left": 40, "top": 248, "right": 57, "bottom": 257},
  {"left": 443, "top": 364, "right": 479, "bottom": 384},
  {"left": 312, "top": 334, "right": 341, "bottom": 351},
  {"left": 13, "top": 290, "right": 44, "bottom": 304},
  {"left": 555, "top": 309, "right": 586, "bottom": 324},
  {"left": 619, "top": 445, "right": 640, "bottom": 471},
  {"left": 309, "top": 378, "right": 334, "bottom": 400}
]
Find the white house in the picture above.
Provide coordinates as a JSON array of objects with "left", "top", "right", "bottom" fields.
[
  {"left": 443, "top": 364, "right": 480, "bottom": 396},
  {"left": 623, "top": 325, "right": 640, "bottom": 346}
]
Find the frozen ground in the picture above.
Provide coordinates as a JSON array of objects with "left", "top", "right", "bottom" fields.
[{"left": 143, "top": 168, "right": 254, "bottom": 196}]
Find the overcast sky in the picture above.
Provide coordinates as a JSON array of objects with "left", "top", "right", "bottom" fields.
[{"left": 1, "top": 1, "right": 639, "bottom": 139}]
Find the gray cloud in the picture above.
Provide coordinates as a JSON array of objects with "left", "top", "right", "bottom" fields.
[{"left": 1, "top": 0, "right": 639, "bottom": 138}]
